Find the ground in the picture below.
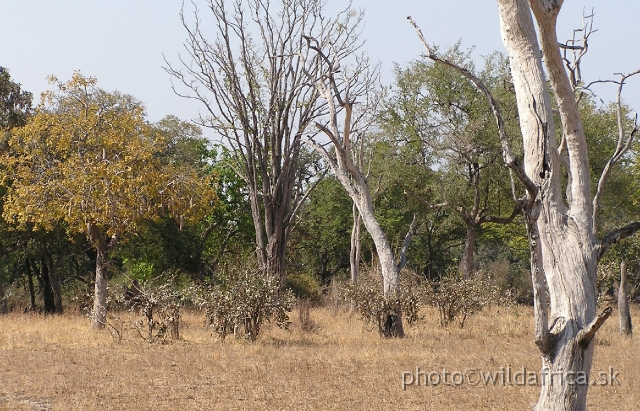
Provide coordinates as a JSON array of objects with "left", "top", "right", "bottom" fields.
[{"left": 0, "top": 304, "right": 637, "bottom": 410}]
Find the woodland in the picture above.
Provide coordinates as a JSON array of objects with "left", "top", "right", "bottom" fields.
[{"left": 1, "top": 1, "right": 639, "bottom": 409}]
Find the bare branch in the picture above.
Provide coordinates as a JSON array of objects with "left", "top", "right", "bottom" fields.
[
  {"left": 577, "top": 307, "right": 613, "bottom": 347},
  {"left": 407, "top": 15, "right": 538, "bottom": 198},
  {"left": 592, "top": 70, "right": 640, "bottom": 232},
  {"left": 598, "top": 222, "right": 640, "bottom": 260},
  {"left": 561, "top": 10, "right": 597, "bottom": 101},
  {"left": 397, "top": 214, "right": 418, "bottom": 271}
]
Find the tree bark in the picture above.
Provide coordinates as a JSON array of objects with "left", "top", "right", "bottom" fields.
[
  {"left": 618, "top": 260, "right": 632, "bottom": 336},
  {"left": 461, "top": 221, "right": 477, "bottom": 278},
  {"left": 26, "top": 260, "right": 36, "bottom": 311},
  {"left": 90, "top": 243, "right": 108, "bottom": 329},
  {"left": 350, "top": 202, "right": 361, "bottom": 286},
  {"left": 41, "top": 250, "right": 63, "bottom": 313},
  {"left": 0, "top": 279, "right": 7, "bottom": 315},
  {"left": 36, "top": 259, "right": 56, "bottom": 314},
  {"left": 87, "top": 222, "right": 116, "bottom": 330},
  {"left": 496, "top": 1, "right": 603, "bottom": 409}
]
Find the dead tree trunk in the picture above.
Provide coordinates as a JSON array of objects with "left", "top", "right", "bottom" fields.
[
  {"left": 304, "top": 36, "right": 408, "bottom": 337},
  {"left": 350, "top": 202, "right": 361, "bottom": 286},
  {"left": 409, "top": 1, "right": 640, "bottom": 406},
  {"left": 619, "top": 260, "right": 632, "bottom": 336}
]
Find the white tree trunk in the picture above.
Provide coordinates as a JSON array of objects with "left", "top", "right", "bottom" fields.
[
  {"left": 87, "top": 222, "right": 117, "bottom": 330},
  {"left": 338, "top": 173, "right": 404, "bottom": 337},
  {"left": 497, "top": 1, "right": 604, "bottom": 409},
  {"left": 350, "top": 202, "right": 361, "bottom": 286},
  {"left": 303, "top": 45, "right": 406, "bottom": 336}
]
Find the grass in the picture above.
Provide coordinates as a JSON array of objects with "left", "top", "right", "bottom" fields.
[{"left": 0, "top": 304, "right": 638, "bottom": 410}]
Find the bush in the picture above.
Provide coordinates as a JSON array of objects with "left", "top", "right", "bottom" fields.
[
  {"left": 425, "top": 269, "right": 503, "bottom": 328},
  {"left": 111, "top": 273, "right": 189, "bottom": 343},
  {"left": 285, "top": 271, "right": 322, "bottom": 304},
  {"left": 345, "top": 268, "right": 426, "bottom": 336},
  {"left": 202, "top": 266, "right": 294, "bottom": 342}
]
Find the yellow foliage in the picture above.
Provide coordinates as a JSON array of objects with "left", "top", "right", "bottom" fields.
[{"left": 1, "top": 72, "right": 217, "bottom": 240}]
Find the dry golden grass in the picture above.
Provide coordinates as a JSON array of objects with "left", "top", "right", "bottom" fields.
[{"left": 0, "top": 304, "right": 638, "bottom": 410}]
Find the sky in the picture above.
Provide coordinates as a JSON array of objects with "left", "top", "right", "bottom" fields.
[{"left": 1, "top": 1, "right": 638, "bottom": 135}]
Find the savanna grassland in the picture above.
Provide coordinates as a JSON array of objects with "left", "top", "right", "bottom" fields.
[{"left": 0, "top": 305, "right": 638, "bottom": 410}]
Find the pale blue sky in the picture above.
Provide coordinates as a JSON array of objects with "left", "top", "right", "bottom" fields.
[{"left": 1, "top": 1, "right": 638, "bottom": 129}]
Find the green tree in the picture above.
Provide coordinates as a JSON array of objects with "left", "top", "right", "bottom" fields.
[
  {"left": 291, "top": 177, "right": 353, "bottom": 286},
  {"left": 0, "top": 67, "right": 32, "bottom": 133},
  {"left": 380, "top": 47, "right": 520, "bottom": 278},
  {"left": 2, "top": 73, "right": 216, "bottom": 328},
  {"left": 0, "top": 67, "right": 33, "bottom": 314}
]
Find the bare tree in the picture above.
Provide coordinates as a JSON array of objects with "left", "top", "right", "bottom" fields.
[
  {"left": 303, "top": 35, "right": 415, "bottom": 338},
  {"left": 410, "top": 0, "right": 640, "bottom": 407},
  {"left": 166, "top": 0, "right": 363, "bottom": 284}
]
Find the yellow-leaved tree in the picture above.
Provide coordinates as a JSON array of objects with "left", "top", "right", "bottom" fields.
[{"left": 2, "top": 73, "right": 216, "bottom": 328}]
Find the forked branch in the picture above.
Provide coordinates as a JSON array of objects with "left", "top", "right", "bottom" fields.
[{"left": 397, "top": 214, "right": 418, "bottom": 271}]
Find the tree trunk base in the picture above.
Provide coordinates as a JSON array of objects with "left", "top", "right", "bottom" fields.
[{"left": 382, "top": 311, "right": 405, "bottom": 338}]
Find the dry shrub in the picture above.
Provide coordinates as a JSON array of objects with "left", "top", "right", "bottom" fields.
[
  {"left": 201, "top": 266, "right": 294, "bottom": 342},
  {"left": 298, "top": 299, "right": 317, "bottom": 332},
  {"left": 110, "top": 274, "right": 188, "bottom": 343},
  {"left": 425, "top": 269, "right": 505, "bottom": 328},
  {"left": 345, "top": 267, "right": 426, "bottom": 336}
]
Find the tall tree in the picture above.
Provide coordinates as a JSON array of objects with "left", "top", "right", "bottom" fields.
[
  {"left": 165, "top": 0, "right": 362, "bottom": 284},
  {"left": 2, "top": 73, "right": 216, "bottom": 328},
  {"left": 381, "top": 49, "right": 520, "bottom": 277},
  {"left": 303, "top": 34, "right": 416, "bottom": 337},
  {"left": 0, "top": 67, "right": 32, "bottom": 314},
  {"left": 410, "top": 0, "right": 639, "bottom": 407}
]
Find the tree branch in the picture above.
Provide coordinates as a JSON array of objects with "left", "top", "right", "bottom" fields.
[
  {"left": 479, "top": 203, "right": 521, "bottom": 224},
  {"left": 407, "top": 15, "right": 538, "bottom": 199},
  {"left": 592, "top": 70, "right": 640, "bottom": 232},
  {"left": 397, "top": 214, "right": 418, "bottom": 271},
  {"left": 578, "top": 307, "right": 613, "bottom": 347},
  {"left": 598, "top": 222, "right": 640, "bottom": 260}
]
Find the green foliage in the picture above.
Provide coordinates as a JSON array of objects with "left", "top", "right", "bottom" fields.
[
  {"left": 290, "top": 177, "right": 352, "bottom": 284},
  {"left": 284, "top": 271, "right": 322, "bottom": 304},
  {"left": 375, "top": 45, "right": 520, "bottom": 277},
  {"left": 0, "top": 67, "right": 32, "bottom": 132},
  {"left": 202, "top": 265, "right": 294, "bottom": 342}
]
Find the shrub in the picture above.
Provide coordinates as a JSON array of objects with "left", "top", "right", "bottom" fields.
[
  {"left": 345, "top": 268, "right": 426, "bottom": 336},
  {"left": 111, "top": 273, "right": 188, "bottom": 343},
  {"left": 285, "top": 271, "right": 322, "bottom": 304},
  {"left": 425, "top": 269, "right": 502, "bottom": 328},
  {"left": 202, "top": 266, "right": 294, "bottom": 342}
]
